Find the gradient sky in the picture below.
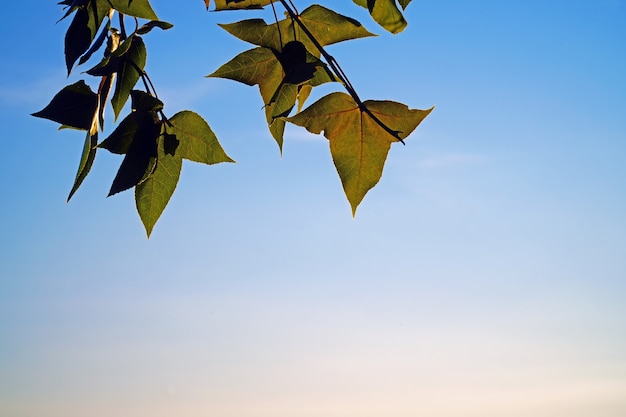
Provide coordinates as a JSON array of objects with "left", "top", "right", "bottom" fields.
[{"left": 1, "top": 1, "right": 625, "bottom": 416}]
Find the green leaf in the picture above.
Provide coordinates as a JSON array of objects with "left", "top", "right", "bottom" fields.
[
  {"left": 111, "top": 36, "right": 147, "bottom": 120},
  {"left": 208, "top": 47, "right": 280, "bottom": 90},
  {"left": 169, "top": 111, "right": 234, "bottom": 165},
  {"left": 135, "top": 133, "right": 182, "bottom": 237},
  {"left": 287, "top": 92, "right": 433, "bottom": 215},
  {"left": 136, "top": 20, "right": 173, "bottom": 35},
  {"left": 353, "top": 0, "right": 410, "bottom": 34},
  {"left": 68, "top": 128, "right": 98, "bottom": 201},
  {"left": 209, "top": 44, "right": 333, "bottom": 150},
  {"left": 107, "top": 0, "right": 158, "bottom": 20},
  {"left": 32, "top": 80, "right": 98, "bottom": 130},
  {"left": 219, "top": 4, "right": 375, "bottom": 53},
  {"left": 213, "top": 0, "right": 273, "bottom": 10}
]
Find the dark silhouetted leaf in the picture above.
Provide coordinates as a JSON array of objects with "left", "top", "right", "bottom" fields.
[
  {"left": 136, "top": 20, "right": 173, "bottom": 35},
  {"left": 68, "top": 127, "right": 98, "bottom": 201},
  {"left": 98, "top": 113, "right": 138, "bottom": 154},
  {"left": 288, "top": 92, "right": 433, "bottom": 214},
  {"left": 64, "top": 9, "right": 91, "bottom": 74},
  {"left": 130, "top": 90, "right": 163, "bottom": 112},
  {"left": 163, "top": 133, "right": 179, "bottom": 156},
  {"left": 63, "top": 0, "right": 111, "bottom": 73},
  {"left": 108, "top": 112, "right": 159, "bottom": 196},
  {"left": 32, "top": 80, "right": 98, "bottom": 130},
  {"left": 77, "top": 16, "right": 110, "bottom": 66},
  {"left": 135, "top": 133, "right": 182, "bottom": 237}
]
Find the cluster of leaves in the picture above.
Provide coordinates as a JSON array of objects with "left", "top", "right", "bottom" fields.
[{"left": 34, "top": 0, "right": 432, "bottom": 236}]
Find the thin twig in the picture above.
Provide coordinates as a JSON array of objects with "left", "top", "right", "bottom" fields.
[{"left": 269, "top": 1, "right": 283, "bottom": 48}]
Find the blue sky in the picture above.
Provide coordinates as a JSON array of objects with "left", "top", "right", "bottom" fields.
[{"left": 1, "top": 1, "right": 625, "bottom": 416}]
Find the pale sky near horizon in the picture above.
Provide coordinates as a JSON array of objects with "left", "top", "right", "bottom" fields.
[{"left": 1, "top": 1, "right": 625, "bottom": 417}]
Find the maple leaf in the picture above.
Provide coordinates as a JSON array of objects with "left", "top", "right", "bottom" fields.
[
  {"left": 210, "top": 5, "right": 374, "bottom": 150},
  {"left": 288, "top": 92, "right": 433, "bottom": 215}
]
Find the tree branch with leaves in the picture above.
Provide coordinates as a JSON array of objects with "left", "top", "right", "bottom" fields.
[{"left": 34, "top": 0, "right": 432, "bottom": 236}]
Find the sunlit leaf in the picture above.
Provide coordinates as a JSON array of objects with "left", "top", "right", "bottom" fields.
[
  {"left": 288, "top": 92, "right": 433, "bottom": 214},
  {"left": 219, "top": 4, "right": 375, "bottom": 53},
  {"left": 352, "top": 0, "right": 410, "bottom": 34},
  {"left": 169, "top": 111, "right": 235, "bottom": 165},
  {"left": 107, "top": 0, "right": 158, "bottom": 20},
  {"left": 209, "top": 42, "right": 333, "bottom": 150},
  {"left": 135, "top": 132, "right": 182, "bottom": 237},
  {"left": 213, "top": 0, "right": 273, "bottom": 11},
  {"left": 32, "top": 80, "right": 98, "bottom": 130}
]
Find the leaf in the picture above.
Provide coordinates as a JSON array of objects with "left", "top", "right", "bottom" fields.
[
  {"left": 111, "top": 36, "right": 147, "bottom": 120},
  {"left": 107, "top": 0, "right": 158, "bottom": 20},
  {"left": 63, "top": 0, "right": 111, "bottom": 73},
  {"left": 213, "top": 0, "right": 273, "bottom": 10},
  {"left": 169, "top": 111, "right": 234, "bottom": 165},
  {"left": 212, "top": 4, "right": 371, "bottom": 149},
  {"left": 135, "top": 132, "right": 182, "bottom": 237},
  {"left": 399, "top": 0, "right": 412, "bottom": 10},
  {"left": 68, "top": 127, "right": 98, "bottom": 201},
  {"left": 130, "top": 89, "right": 163, "bottom": 112},
  {"left": 32, "top": 80, "right": 98, "bottom": 130},
  {"left": 136, "top": 20, "right": 173, "bottom": 35},
  {"left": 64, "top": 9, "right": 92, "bottom": 73},
  {"left": 287, "top": 92, "right": 433, "bottom": 215},
  {"left": 107, "top": 111, "right": 159, "bottom": 196},
  {"left": 134, "top": 111, "right": 233, "bottom": 237},
  {"left": 352, "top": 0, "right": 410, "bottom": 34},
  {"left": 99, "top": 90, "right": 162, "bottom": 154},
  {"left": 98, "top": 112, "right": 138, "bottom": 154},
  {"left": 204, "top": 0, "right": 211, "bottom": 10},
  {"left": 219, "top": 4, "right": 375, "bottom": 53},
  {"left": 78, "top": 20, "right": 110, "bottom": 66},
  {"left": 208, "top": 44, "right": 333, "bottom": 150}
]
